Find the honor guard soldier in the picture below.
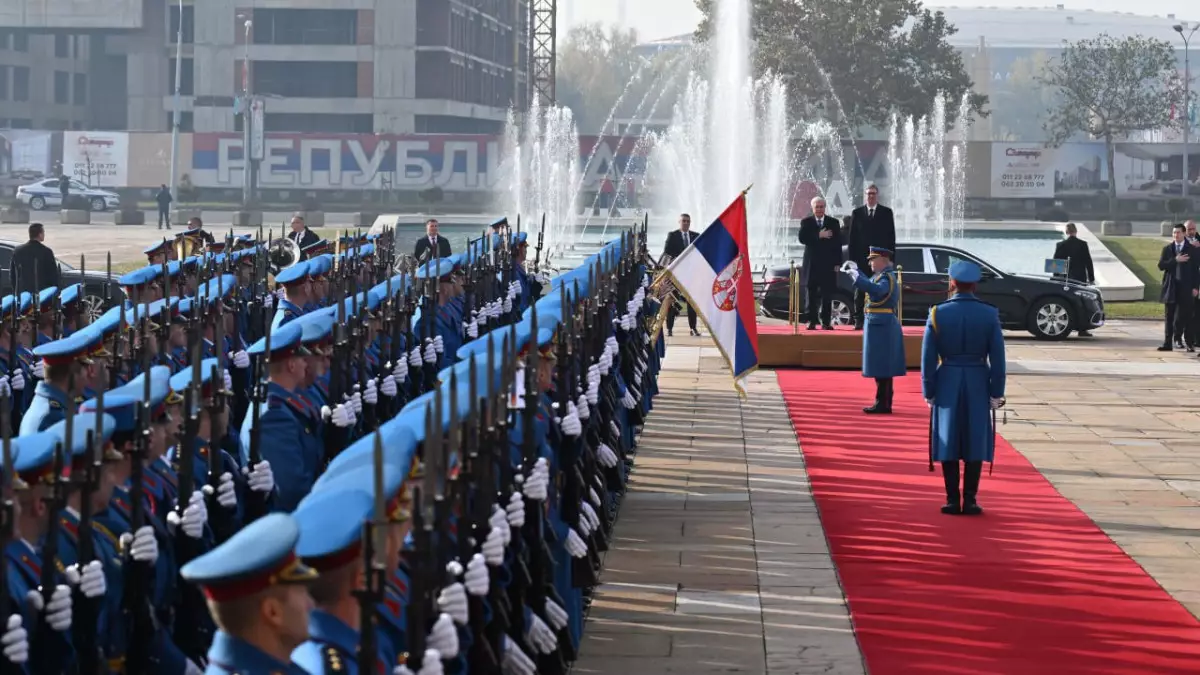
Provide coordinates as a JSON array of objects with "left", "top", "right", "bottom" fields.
[
  {"left": 305, "top": 255, "right": 333, "bottom": 311},
  {"left": 0, "top": 294, "right": 31, "bottom": 412},
  {"left": 841, "top": 247, "right": 907, "bottom": 414},
  {"left": 414, "top": 257, "right": 464, "bottom": 371},
  {"left": 146, "top": 239, "right": 176, "bottom": 266},
  {"left": 272, "top": 261, "right": 313, "bottom": 330},
  {"left": 179, "top": 513, "right": 318, "bottom": 675},
  {"left": 920, "top": 261, "right": 1006, "bottom": 516},
  {"left": 22, "top": 327, "right": 107, "bottom": 435},
  {"left": 57, "top": 283, "right": 84, "bottom": 336},
  {"left": 31, "top": 286, "right": 58, "bottom": 347},
  {"left": 119, "top": 265, "right": 166, "bottom": 305}
]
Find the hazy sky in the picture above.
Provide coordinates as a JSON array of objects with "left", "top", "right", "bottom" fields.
[{"left": 560, "top": 0, "right": 1199, "bottom": 43}]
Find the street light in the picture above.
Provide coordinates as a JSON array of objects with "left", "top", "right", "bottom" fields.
[
  {"left": 238, "top": 15, "right": 253, "bottom": 205},
  {"left": 169, "top": 0, "right": 184, "bottom": 194},
  {"left": 1174, "top": 22, "right": 1198, "bottom": 198}
]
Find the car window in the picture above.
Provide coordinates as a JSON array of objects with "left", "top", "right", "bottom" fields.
[
  {"left": 894, "top": 247, "right": 924, "bottom": 273},
  {"left": 930, "top": 248, "right": 979, "bottom": 275},
  {"left": 0, "top": 247, "right": 12, "bottom": 269},
  {"left": 40, "top": 179, "right": 59, "bottom": 188},
  {"left": 70, "top": 180, "right": 89, "bottom": 191}
]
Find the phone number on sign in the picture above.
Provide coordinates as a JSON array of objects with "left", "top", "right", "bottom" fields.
[{"left": 999, "top": 173, "right": 1046, "bottom": 189}]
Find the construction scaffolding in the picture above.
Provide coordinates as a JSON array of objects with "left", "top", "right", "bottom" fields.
[{"left": 528, "top": 0, "right": 557, "bottom": 106}]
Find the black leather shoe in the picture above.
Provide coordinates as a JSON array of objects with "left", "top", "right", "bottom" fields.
[
  {"left": 821, "top": 323, "right": 833, "bottom": 330},
  {"left": 1157, "top": 344, "right": 1173, "bottom": 352},
  {"left": 862, "top": 403, "right": 892, "bottom": 415},
  {"left": 940, "top": 503, "right": 962, "bottom": 515},
  {"left": 1077, "top": 330, "right": 1091, "bottom": 337},
  {"left": 806, "top": 323, "right": 817, "bottom": 331},
  {"left": 690, "top": 329, "right": 700, "bottom": 337},
  {"left": 962, "top": 502, "right": 984, "bottom": 516},
  {"left": 667, "top": 329, "right": 673, "bottom": 337}
]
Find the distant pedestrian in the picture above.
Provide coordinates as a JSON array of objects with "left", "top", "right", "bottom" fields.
[
  {"left": 10, "top": 222, "right": 60, "bottom": 296},
  {"left": 1052, "top": 222, "right": 1095, "bottom": 336},
  {"left": 58, "top": 173, "right": 70, "bottom": 207},
  {"left": 156, "top": 183, "right": 173, "bottom": 230}
]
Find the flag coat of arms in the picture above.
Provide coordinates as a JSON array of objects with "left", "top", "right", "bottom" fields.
[{"left": 664, "top": 192, "right": 759, "bottom": 391}]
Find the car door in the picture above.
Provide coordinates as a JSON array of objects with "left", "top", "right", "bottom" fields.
[
  {"left": 928, "top": 246, "right": 1028, "bottom": 322},
  {"left": 38, "top": 179, "right": 62, "bottom": 207},
  {"left": 0, "top": 245, "right": 14, "bottom": 296},
  {"left": 894, "top": 245, "right": 943, "bottom": 323}
]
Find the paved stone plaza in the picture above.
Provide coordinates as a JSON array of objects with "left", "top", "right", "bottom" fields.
[{"left": 575, "top": 320, "right": 1200, "bottom": 674}]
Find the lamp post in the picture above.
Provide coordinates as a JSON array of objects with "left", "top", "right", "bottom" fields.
[
  {"left": 239, "top": 16, "right": 253, "bottom": 205},
  {"left": 1174, "top": 22, "right": 1198, "bottom": 198},
  {"left": 169, "top": 0, "right": 184, "bottom": 195}
]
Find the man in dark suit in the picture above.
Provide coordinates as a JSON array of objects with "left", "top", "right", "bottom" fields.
[
  {"left": 414, "top": 218, "right": 452, "bottom": 262},
  {"left": 798, "top": 197, "right": 844, "bottom": 329},
  {"left": 662, "top": 213, "right": 699, "bottom": 337},
  {"left": 288, "top": 214, "right": 319, "bottom": 252},
  {"left": 846, "top": 184, "right": 896, "bottom": 329},
  {"left": 1158, "top": 223, "right": 1199, "bottom": 352},
  {"left": 1052, "top": 222, "right": 1097, "bottom": 336},
  {"left": 10, "top": 222, "right": 60, "bottom": 296}
]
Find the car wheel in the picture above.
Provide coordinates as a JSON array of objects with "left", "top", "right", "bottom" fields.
[
  {"left": 830, "top": 294, "right": 853, "bottom": 326},
  {"left": 29, "top": 196, "right": 45, "bottom": 210},
  {"left": 90, "top": 197, "right": 106, "bottom": 212},
  {"left": 1028, "top": 297, "right": 1072, "bottom": 340},
  {"left": 80, "top": 293, "right": 107, "bottom": 324}
]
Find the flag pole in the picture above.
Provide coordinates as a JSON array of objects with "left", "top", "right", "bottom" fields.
[{"left": 742, "top": 184, "right": 753, "bottom": 195}]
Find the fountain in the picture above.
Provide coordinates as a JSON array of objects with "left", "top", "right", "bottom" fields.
[{"left": 886, "top": 93, "right": 973, "bottom": 244}]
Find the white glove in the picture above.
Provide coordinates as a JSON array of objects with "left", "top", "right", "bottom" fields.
[
  {"left": 506, "top": 491, "right": 526, "bottom": 527},
  {"left": 606, "top": 336, "right": 618, "bottom": 352},
  {"left": 325, "top": 403, "right": 355, "bottom": 428},
  {"left": 121, "top": 525, "right": 159, "bottom": 564},
  {"left": 8, "top": 370, "right": 23, "bottom": 391},
  {"left": 565, "top": 528, "right": 589, "bottom": 558},
  {"left": 0, "top": 376, "right": 8, "bottom": 398},
  {"left": 609, "top": 420, "right": 621, "bottom": 440},
  {"left": 216, "top": 472, "right": 238, "bottom": 508},
  {"left": 167, "top": 490, "right": 207, "bottom": 539},
  {"left": 581, "top": 501, "right": 600, "bottom": 533},
  {"left": 222, "top": 368, "right": 233, "bottom": 391},
  {"left": 364, "top": 379, "right": 379, "bottom": 405},
  {"left": 847, "top": 268, "right": 860, "bottom": 282},
  {"left": 477, "top": 306, "right": 490, "bottom": 325},
  {"left": 230, "top": 350, "right": 250, "bottom": 368},
  {"left": 558, "top": 405, "right": 582, "bottom": 437},
  {"left": 428, "top": 613, "right": 460, "bottom": 658},
  {"left": 31, "top": 360, "right": 44, "bottom": 380},
  {"left": 65, "top": 560, "right": 106, "bottom": 599},
  {"left": 508, "top": 280, "right": 521, "bottom": 300},
  {"left": 990, "top": 397, "right": 1004, "bottom": 410},
  {"left": 543, "top": 598, "right": 569, "bottom": 632},
  {"left": 588, "top": 486, "right": 602, "bottom": 508},
  {"left": 596, "top": 443, "right": 618, "bottom": 469},
  {"left": 380, "top": 374, "right": 398, "bottom": 397},
  {"left": 433, "top": 335, "right": 445, "bottom": 354},
  {"left": 524, "top": 612, "right": 558, "bottom": 654},
  {"left": 481, "top": 524, "right": 505, "bottom": 566},
  {"left": 643, "top": 332, "right": 651, "bottom": 344},
  {"left": 500, "top": 636, "right": 536, "bottom": 675},
  {"left": 586, "top": 382, "right": 599, "bottom": 406},
  {"left": 409, "top": 347, "right": 423, "bottom": 367},
  {"left": 576, "top": 394, "right": 590, "bottom": 420},
  {"left": 522, "top": 458, "right": 549, "bottom": 501},
  {"left": 464, "top": 554, "right": 489, "bottom": 597},
  {"left": 274, "top": 287, "right": 287, "bottom": 302},
  {"left": 490, "top": 504, "right": 511, "bottom": 546},
  {"left": 262, "top": 292, "right": 274, "bottom": 309},
  {"left": 1, "top": 615, "right": 27, "bottom": 665},
  {"left": 925, "top": 398, "right": 934, "bottom": 408},
  {"left": 643, "top": 274, "right": 651, "bottom": 289},
  {"left": 350, "top": 390, "right": 363, "bottom": 414},
  {"left": 577, "top": 506, "right": 594, "bottom": 535},
  {"left": 245, "top": 460, "right": 274, "bottom": 493},
  {"left": 840, "top": 260, "right": 859, "bottom": 273},
  {"left": 394, "top": 650, "right": 444, "bottom": 675},
  {"left": 27, "top": 586, "right": 71, "bottom": 631},
  {"left": 423, "top": 341, "right": 437, "bottom": 364},
  {"left": 437, "top": 581, "right": 469, "bottom": 626},
  {"left": 621, "top": 391, "right": 637, "bottom": 409},
  {"left": 393, "top": 358, "right": 409, "bottom": 383}
]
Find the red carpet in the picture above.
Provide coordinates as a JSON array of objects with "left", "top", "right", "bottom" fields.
[
  {"left": 756, "top": 322, "right": 924, "bottom": 336},
  {"left": 777, "top": 370, "right": 1200, "bottom": 675}
]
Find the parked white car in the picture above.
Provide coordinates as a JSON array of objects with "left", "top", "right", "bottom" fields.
[{"left": 15, "top": 177, "right": 120, "bottom": 211}]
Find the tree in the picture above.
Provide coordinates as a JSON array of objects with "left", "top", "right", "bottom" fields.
[
  {"left": 556, "top": 23, "right": 645, "bottom": 133},
  {"left": 694, "top": 0, "right": 987, "bottom": 131},
  {"left": 1041, "top": 33, "right": 1184, "bottom": 218}
]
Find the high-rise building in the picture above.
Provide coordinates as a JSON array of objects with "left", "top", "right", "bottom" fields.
[{"left": 0, "top": 30, "right": 91, "bottom": 130}]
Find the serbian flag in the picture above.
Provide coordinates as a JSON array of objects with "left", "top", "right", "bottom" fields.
[{"left": 664, "top": 190, "right": 759, "bottom": 393}]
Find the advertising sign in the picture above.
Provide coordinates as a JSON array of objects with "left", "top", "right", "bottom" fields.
[
  {"left": 991, "top": 143, "right": 1053, "bottom": 198},
  {"left": 62, "top": 131, "right": 129, "bottom": 188}
]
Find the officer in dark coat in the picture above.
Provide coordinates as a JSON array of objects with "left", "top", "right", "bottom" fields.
[
  {"left": 842, "top": 247, "right": 906, "bottom": 414},
  {"left": 920, "top": 261, "right": 1006, "bottom": 516},
  {"left": 10, "top": 223, "right": 60, "bottom": 297}
]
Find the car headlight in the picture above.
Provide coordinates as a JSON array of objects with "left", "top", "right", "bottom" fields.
[{"left": 1073, "top": 289, "right": 1099, "bottom": 301}]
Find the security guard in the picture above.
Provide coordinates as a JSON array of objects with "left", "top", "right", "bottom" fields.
[
  {"left": 842, "top": 247, "right": 907, "bottom": 414},
  {"left": 22, "top": 326, "right": 107, "bottom": 435},
  {"left": 179, "top": 513, "right": 318, "bottom": 674},
  {"left": 920, "top": 260, "right": 1006, "bottom": 516}
]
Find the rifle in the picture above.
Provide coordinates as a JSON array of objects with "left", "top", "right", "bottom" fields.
[
  {"left": 0, "top": 391, "right": 18, "bottom": 675},
  {"left": 244, "top": 288, "right": 271, "bottom": 524},
  {"left": 5, "top": 285, "right": 19, "bottom": 435},
  {"left": 72, "top": 383, "right": 103, "bottom": 675},
  {"left": 461, "top": 356, "right": 502, "bottom": 670},
  {"left": 355, "top": 430, "right": 387, "bottom": 671},
  {"left": 534, "top": 213, "right": 545, "bottom": 272},
  {"left": 404, "top": 404, "right": 435, "bottom": 672},
  {"left": 122, "top": 295, "right": 153, "bottom": 674},
  {"left": 32, "top": 417, "right": 68, "bottom": 674}
]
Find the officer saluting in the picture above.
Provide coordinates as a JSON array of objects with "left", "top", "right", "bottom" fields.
[
  {"left": 841, "top": 247, "right": 907, "bottom": 414},
  {"left": 180, "top": 512, "right": 318, "bottom": 674},
  {"left": 920, "top": 261, "right": 1006, "bottom": 516}
]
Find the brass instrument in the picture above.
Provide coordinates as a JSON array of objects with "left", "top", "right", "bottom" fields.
[
  {"left": 174, "top": 231, "right": 207, "bottom": 260},
  {"left": 267, "top": 237, "right": 301, "bottom": 275}
]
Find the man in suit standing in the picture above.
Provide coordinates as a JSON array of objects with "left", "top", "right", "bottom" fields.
[
  {"left": 798, "top": 197, "right": 843, "bottom": 329},
  {"left": 1052, "top": 222, "right": 1097, "bottom": 336},
  {"left": 846, "top": 184, "right": 896, "bottom": 330},
  {"left": 288, "top": 214, "right": 319, "bottom": 251},
  {"left": 10, "top": 222, "right": 60, "bottom": 296},
  {"left": 1158, "top": 223, "right": 1199, "bottom": 352},
  {"left": 662, "top": 213, "right": 700, "bottom": 337},
  {"left": 414, "top": 218, "right": 452, "bottom": 262}
]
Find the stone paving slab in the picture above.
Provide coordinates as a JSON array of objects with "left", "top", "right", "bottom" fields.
[{"left": 573, "top": 342, "right": 866, "bottom": 675}]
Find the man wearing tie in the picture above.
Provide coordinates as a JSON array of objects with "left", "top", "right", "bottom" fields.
[
  {"left": 846, "top": 184, "right": 896, "bottom": 330},
  {"left": 662, "top": 213, "right": 700, "bottom": 336},
  {"left": 414, "top": 218, "right": 452, "bottom": 262},
  {"left": 289, "top": 214, "right": 319, "bottom": 251},
  {"left": 798, "top": 197, "right": 844, "bottom": 330},
  {"left": 1157, "top": 223, "right": 1199, "bottom": 352}
]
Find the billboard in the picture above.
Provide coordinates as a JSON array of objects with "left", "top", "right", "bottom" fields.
[
  {"left": 63, "top": 131, "right": 129, "bottom": 188},
  {"left": 991, "top": 143, "right": 1054, "bottom": 198},
  {"left": 0, "top": 131, "right": 53, "bottom": 178}
]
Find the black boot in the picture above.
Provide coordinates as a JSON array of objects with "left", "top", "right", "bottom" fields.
[
  {"left": 962, "top": 461, "right": 984, "bottom": 515},
  {"left": 940, "top": 461, "right": 961, "bottom": 514},
  {"left": 863, "top": 378, "right": 892, "bottom": 414}
]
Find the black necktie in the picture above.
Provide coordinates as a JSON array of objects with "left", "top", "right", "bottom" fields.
[
  {"left": 1177, "top": 244, "right": 1184, "bottom": 280},
  {"left": 869, "top": 208, "right": 874, "bottom": 218}
]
